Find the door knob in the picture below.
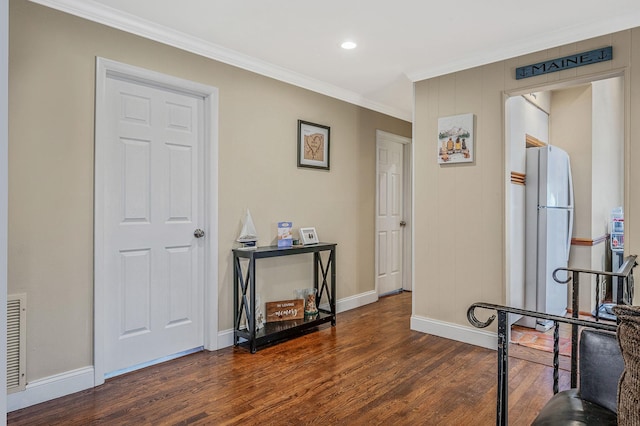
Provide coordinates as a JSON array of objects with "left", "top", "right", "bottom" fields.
[
  {"left": 194, "top": 229, "right": 205, "bottom": 238},
  {"left": 399, "top": 221, "right": 406, "bottom": 227}
]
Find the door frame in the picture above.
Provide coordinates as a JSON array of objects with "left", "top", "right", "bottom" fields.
[
  {"left": 375, "top": 130, "right": 412, "bottom": 293},
  {"left": 93, "top": 57, "right": 219, "bottom": 386},
  {"left": 504, "top": 69, "right": 627, "bottom": 319},
  {"left": 0, "top": 0, "right": 8, "bottom": 419}
]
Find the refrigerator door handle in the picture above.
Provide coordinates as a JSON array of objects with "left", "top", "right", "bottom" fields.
[
  {"left": 566, "top": 208, "right": 574, "bottom": 262},
  {"left": 567, "top": 157, "right": 575, "bottom": 209},
  {"left": 566, "top": 155, "right": 574, "bottom": 262}
]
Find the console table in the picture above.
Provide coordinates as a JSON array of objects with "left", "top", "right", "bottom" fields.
[{"left": 232, "top": 243, "right": 337, "bottom": 353}]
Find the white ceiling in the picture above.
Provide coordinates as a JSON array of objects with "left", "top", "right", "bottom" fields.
[{"left": 30, "top": 0, "right": 640, "bottom": 121}]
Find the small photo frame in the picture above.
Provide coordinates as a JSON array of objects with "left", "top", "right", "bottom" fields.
[
  {"left": 437, "top": 113, "right": 474, "bottom": 164},
  {"left": 298, "top": 120, "right": 330, "bottom": 170},
  {"left": 299, "top": 227, "right": 319, "bottom": 245}
]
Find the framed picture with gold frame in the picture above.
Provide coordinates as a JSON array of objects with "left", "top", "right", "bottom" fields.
[{"left": 298, "top": 120, "right": 330, "bottom": 170}]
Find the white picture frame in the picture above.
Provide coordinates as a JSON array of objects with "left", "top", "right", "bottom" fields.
[
  {"left": 299, "top": 227, "right": 319, "bottom": 245},
  {"left": 437, "top": 113, "right": 475, "bottom": 164}
]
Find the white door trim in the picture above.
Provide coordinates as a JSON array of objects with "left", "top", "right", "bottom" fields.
[
  {"left": 94, "top": 57, "right": 219, "bottom": 386},
  {"left": 1, "top": 0, "right": 8, "bottom": 419},
  {"left": 375, "top": 130, "right": 412, "bottom": 292}
]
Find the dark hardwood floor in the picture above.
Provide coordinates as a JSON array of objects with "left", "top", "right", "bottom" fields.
[{"left": 8, "top": 292, "right": 567, "bottom": 425}]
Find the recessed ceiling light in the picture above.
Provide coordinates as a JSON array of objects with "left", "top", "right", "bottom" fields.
[{"left": 341, "top": 41, "right": 357, "bottom": 50}]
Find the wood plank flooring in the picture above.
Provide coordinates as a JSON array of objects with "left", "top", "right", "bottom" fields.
[{"left": 8, "top": 292, "right": 567, "bottom": 425}]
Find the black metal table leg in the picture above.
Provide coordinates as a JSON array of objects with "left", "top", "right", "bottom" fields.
[
  {"left": 315, "top": 248, "right": 336, "bottom": 324},
  {"left": 249, "top": 257, "right": 256, "bottom": 353},
  {"left": 234, "top": 255, "right": 255, "bottom": 349},
  {"left": 496, "top": 310, "right": 508, "bottom": 426},
  {"left": 330, "top": 247, "right": 336, "bottom": 324}
]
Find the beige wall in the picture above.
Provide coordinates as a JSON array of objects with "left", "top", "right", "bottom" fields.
[
  {"left": 592, "top": 77, "right": 625, "bottom": 240},
  {"left": 8, "top": 0, "right": 411, "bottom": 382},
  {"left": 414, "top": 30, "right": 639, "bottom": 330},
  {"left": 551, "top": 85, "right": 592, "bottom": 243},
  {"left": 591, "top": 77, "right": 624, "bottom": 305},
  {"left": 551, "top": 85, "right": 594, "bottom": 310},
  {"left": 559, "top": 79, "right": 625, "bottom": 309}
]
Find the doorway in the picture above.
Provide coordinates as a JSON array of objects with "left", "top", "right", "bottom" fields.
[
  {"left": 94, "top": 58, "right": 219, "bottom": 385},
  {"left": 375, "top": 130, "right": 412, "bottom": 296},
  {"left": 505, "top": 73, "right": 625, "bottom": 340}
]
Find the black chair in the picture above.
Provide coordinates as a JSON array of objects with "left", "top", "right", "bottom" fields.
[{"left": 531, "top": 329, "right": 623, "bottom": 425}]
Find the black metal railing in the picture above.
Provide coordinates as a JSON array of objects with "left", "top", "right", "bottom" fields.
[
  {"left": 467, "top": 254, "right": 637, "bottom": 426},
  {"left": 553, "top": 254, "right": 636, "bottom": 388}
]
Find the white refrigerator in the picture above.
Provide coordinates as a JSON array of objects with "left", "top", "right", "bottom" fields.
[{"left": 521, "top": 145, "right": 574, "bottom": 331}]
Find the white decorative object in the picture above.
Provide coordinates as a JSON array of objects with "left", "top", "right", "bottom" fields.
[
  {"left": 254, "top": 294, "right": 264, "bottom": 330},
  {"left": 237, "top": 209, "right": 258, "bottom": 249},
  {"left": 295, "top": 288, "right": 318, "bottom": 316},
  {"left": 299, "top": 227, "right": 319, "bottom": 245}
]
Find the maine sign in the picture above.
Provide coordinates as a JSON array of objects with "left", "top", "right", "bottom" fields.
[{"left": 516, "top": 46, "right": 612, "bottom": 80}]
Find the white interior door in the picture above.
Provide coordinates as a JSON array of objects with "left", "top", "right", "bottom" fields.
[
  {"left": 102, "top": 76, "right": 205, "bottom": 375},
  {"left": 376, "top": 137, "right": 404, "bottom": 295}
]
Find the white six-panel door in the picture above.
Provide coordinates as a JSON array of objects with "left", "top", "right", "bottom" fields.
[
  {"left": 102, "top": 76, "right": 205, "bottom": 375},
  {"left": 376, "top": 137, "right": 404, "bottom": 295}
]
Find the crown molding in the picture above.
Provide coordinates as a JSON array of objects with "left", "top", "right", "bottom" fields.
[
  {"left": 376, "top": 130, "right": 411, "bottom": 145},
  {"left": 407, "top": 13, "right": 640, "bottom": 82},
  {"left": 28, "top": 0, "right": 411, "bottom": 121}
]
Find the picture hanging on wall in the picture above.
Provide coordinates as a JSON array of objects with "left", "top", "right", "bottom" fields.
[
  {"left": 298, "top": 120, "right": 330, "bottom": 170},
  {"left": 437, "top": 113, "right": 474, "bottom": 164}
]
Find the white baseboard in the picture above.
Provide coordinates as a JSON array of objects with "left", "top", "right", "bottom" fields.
[
  {"left": 218, "top": 328, "right": 235, "bottom": 349},
  {"left": 336, "top": 290, "right": 378, "bottom": 313},
  {"left": 410, "top": 314, "right": 498, "bottom": 350},
  {"left": 8, "top": 290, "right": 381, "bottom": 412},
  {"left": 8, "top": 366, "right": 94, "bottom": 412}
]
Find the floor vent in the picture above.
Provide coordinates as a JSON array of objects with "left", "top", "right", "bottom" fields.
[{"left": 7, "top": 294, "right": 26, "bottom": 394}]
